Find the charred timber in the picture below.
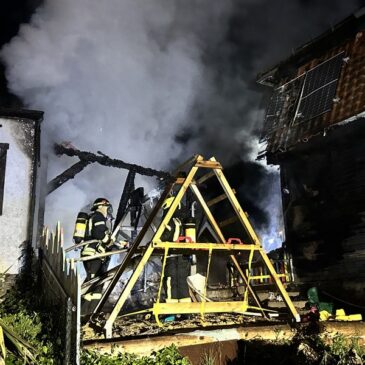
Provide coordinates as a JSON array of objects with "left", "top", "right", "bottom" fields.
[
  {"left": 54, "top": 144, "right": 172, "bottom": 180},
  {"left": 47, "top": 159, "right": 92, "bottom": 194},
  {"left": 114, "top": 169, "right": 136, "bottom": 229}
]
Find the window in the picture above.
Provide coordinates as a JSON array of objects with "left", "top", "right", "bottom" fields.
[{"left": 0, "top": 143, "right": 9, "bottom": 215}]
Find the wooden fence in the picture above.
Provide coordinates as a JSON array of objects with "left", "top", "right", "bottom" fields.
[{"left": 39, "top": 222, "right": 81, "bottom": 365}]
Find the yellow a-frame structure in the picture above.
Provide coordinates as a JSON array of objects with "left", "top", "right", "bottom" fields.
[{"left": 100, "top": 155, "right": 300, "bottom": 338}]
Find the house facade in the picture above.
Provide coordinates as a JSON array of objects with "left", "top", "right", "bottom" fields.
[
  {"left": 0, "top": 109, "right": 43, "bottom": 274},
  {"left": 258, "top": 8, "right": 365, "bottom": 303}
]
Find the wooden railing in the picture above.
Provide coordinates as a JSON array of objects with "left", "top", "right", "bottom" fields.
[{"left": 247, "top": 257, "right": 295, "bottom": 286}]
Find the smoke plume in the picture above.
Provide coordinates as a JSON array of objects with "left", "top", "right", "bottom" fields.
[{"left": 1, "top": 0, "right": 362, "bottom": 249}]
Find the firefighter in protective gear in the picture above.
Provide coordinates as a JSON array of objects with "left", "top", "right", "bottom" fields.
[
  {"left": 82, "top": 198, "right": 114, "bottom": 282},
  {"left": 161, "top": 195, "right": 191, "bottom": 304}
]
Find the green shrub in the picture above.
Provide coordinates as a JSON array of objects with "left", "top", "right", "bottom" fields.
[{"left": 81, "top": 345, "right": 191, "bottom": 365}]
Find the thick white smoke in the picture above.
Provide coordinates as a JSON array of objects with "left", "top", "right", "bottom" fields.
[{"left": 1, "top": 0, "right": 234, "bottom": 241}]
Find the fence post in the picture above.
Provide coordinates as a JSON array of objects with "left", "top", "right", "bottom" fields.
[{"left": 64, "top": 297, "right": 72, "bottom": 365}]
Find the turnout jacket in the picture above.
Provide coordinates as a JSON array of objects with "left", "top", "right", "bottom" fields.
[{"left": 81, "top": 211, "right": 112, "bottom": 257}]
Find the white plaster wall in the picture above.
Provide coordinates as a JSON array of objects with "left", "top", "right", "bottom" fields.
[{"left": 0, "top": 118, "right": 35, "bottom": 274}]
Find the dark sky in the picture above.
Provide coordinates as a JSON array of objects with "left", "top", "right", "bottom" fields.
[
  {"left": 179, "top": 0, "right": 364, "bottom": 162},
  {"left": 0, "top": 0, "right": 42, "bottom": 106}
]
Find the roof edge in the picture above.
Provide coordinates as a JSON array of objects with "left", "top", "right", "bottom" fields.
[
  {"left": 257, "top": 7, "right": 365, "bottom": 86},
  {"left": 0, "top": 108, "right": 44, "bottom": 122}
]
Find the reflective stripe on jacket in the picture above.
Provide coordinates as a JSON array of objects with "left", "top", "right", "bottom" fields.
[{"left": 81, "top": 211, "right": 111, "bottom": 257}]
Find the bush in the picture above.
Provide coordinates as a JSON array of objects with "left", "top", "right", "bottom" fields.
[{"left": 81, "top": 345, "right": 191, "bottom": 365}]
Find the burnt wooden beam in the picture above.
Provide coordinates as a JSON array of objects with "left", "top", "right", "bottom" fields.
[
  {"left": 114, "top": 169, "right": 136, "bottom": 230},
  {"left": 47, "top": 159, "right": 92, "bottom": 195},
  {"left": 54, "top": 143, "right": 171, "bottom": 180}
]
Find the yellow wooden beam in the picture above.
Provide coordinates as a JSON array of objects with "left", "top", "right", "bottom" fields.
[
  {"left": 101, "top": 155, "right": 300, "bottom": 335},
  {"left": 153, "top": 301, "right": 249, "bottom": 315},
  {"left": 195, "top": 160, "right": 222, "bottom": 169},
  {"left": 152, "top": 159, "right": 202, "bottom": 243},
  {"left": 190, "top": 183, "right": 226, "bottom": 243},
  {"left": 104, "top": 244, "right": 155, "bottom": 337},
  {"left": 189, "top": 183, "right": 265, "bottom": 315},
  {"left": 219, "top": 216, "right": 239, "bottom": 228},
  {"left": 249, "top": 274, "right": 287, "bottom": 280},
  {"left": 212, "top": 159, "right": 261, "bottom": 246},
  {"left": 175, "top": 177, "right": 186, "bottom": 185},
  {"left": 153, "top": 242, "right": 261, "bottom": 251},
  {"left": 207, "top": 189, "right": 236, "bottom": 207},
  {"left": 196, "top": 170, "right": 215, "bottom": 185}
]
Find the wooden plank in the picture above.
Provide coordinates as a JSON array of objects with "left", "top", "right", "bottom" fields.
[
  {"left": 70, "top": 265, "right": 78, "bottom": 303},
  {"left": 207, "top": 190, "right": 236, "bottom": 207},
  {"left": 104, "top": 244, "right": 155, "bottom": 337},
  {"left": 219, "top": 216, "right": 239, "bottom": 228},
  {"left": 45, "top": 228, "right": 49, "bottom": 249},
  {"left": 152, "top": 301, "right": 250, "bottom": 315},
  {"left": 56, "top": 225, "right": 62, "bottom": 277},
  {"left": 153, "top": 242, "right": 260, "bottom": 251},
  {"left": 51, "top": 232, "right": 55, "bottom": 255},
  {"left": 175, "top": 178, "right": 185, "bottom": 185},
  {"left": 56, "top": 222, "right": 60, "bottom": 254},
  {"left": 60, "top": 226, "right": 64, "bottom": 248},
  {"left": 195, "top": 161, "right": 222, "bottom": 169},
  {"left": 58, "top": 248, "right": 65, "bottom": 280},
  {"left": 196, "top": 171, "right": 215, "bottom": 185}
]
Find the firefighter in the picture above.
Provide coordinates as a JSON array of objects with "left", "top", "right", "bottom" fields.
[
  {"left": 161, "top": 196, "right": 191, "bottom": 304},
  {"left": 82, "top": 198, "right": 114, "bottom": 282}
]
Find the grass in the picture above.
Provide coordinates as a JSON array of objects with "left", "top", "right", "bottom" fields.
[{"left": 200, "top": 349, "right": 217, "bottom": 365}]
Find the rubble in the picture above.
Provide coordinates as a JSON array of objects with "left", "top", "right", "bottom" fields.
[{"left": 82, "top": 313, "right": 268, "bottom": 340}]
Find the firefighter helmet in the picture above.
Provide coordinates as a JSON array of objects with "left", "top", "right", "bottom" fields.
[{"left": 91, "top": 198, "right": 112, "bottom": 211}]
